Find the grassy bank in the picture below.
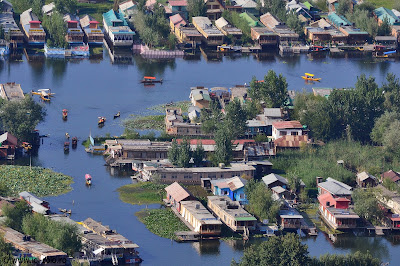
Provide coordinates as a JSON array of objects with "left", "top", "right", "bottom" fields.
[
  {"left": 0, "top": 166, "right": 73, "bottom": 197},
  {"left": 124, "top": 115, "right": 165, "bottom": 131},
  {"left": 366, "top": 0, "right": 396, "bottom": 9},
  {"left": 148, "top": 101, "right": 191, "bottom": 113},
  {"left": 118, "top": 182, "right": 166, "bottom": 205},
  {"left": 135, "top": 208, "right": 189, "bottom": 240},
  {"left": 269, "top": 140, "right": 400, "bottom": 189},
  {"left": 77, "top": 1, "right": 114, "bottom": 26}
]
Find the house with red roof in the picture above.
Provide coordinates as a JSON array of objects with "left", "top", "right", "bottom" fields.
[
  {"left": 318, "top": 192, "right": 359, "bottom": 229},
  {"left": 0, "top": 132, "right": 17, "bottom": 160},
  {"left": 271, "top": 121, "right": 305, "bottom": 140},
  {"left": 164, "top": 182, "right": 196, "bottom": 212},
  {"left": 381, "top": 170, "right": 400, "bottom": 184}
]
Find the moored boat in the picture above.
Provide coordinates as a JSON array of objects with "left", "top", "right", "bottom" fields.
[
  {"left": 98, "top": 116, "right": 106, "bottom": 126},
  {"left": 114, "top": 111, "right": 120, "bottom": 119},
  {"left": 72, "top": 137, "right": 78, "bottom": 148},
  {"left": 85, "top": 174, "right": 92, "bottom": 185},
  {"left": 64, "top": 142, "right": 70, "bottom": 152}
]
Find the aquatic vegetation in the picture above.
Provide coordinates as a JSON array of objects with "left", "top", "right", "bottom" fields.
[
  {"left": 123, "top": 114, "right": 165, "bottom": 131},
  {"left": 148, "top": 101, "right": 191, "bottom": 113},
  {"left": 118, "top": 182, "right": 166, "bottom": 205},
  {"left": 136, "top": 208, "right": 189, "bottom": 240},
  {"left": 0, "top": 166, "right": 73, "bottom": 197}
]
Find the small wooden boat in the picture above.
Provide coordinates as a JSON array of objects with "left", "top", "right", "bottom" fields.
[
  {"left": 141, "top": 76, "right": 163, "bottom": 84},
  {"left": 22, "top": 142, "right": 32, "bottom": 151},
  {"left": 71, "top": 137, "right": 78, "bottom": 148},
  {"left": 302, "top": 73, "right": 321, "bottom": 82},
  {"left": 65, "top": 132, "right": 70, "bottom": 139},
  {"left": 85, "top": 174, "right": 92, "bottom": 186},
  {"left": 62, "top": 109, "right": 68, "bottom": 120},
  {"left": 98, "top": 116, "right": 106, "bottom": 126},
  {"left": 64, "top": 142, "right": 70, "bottom": 152},
  {"left": 114, "top": 111, "right": 120, "bottom": 119},
  {"left": 309, "top": 45, "right": 329, "bottom": 52},
  {"left": 58, "top": 208, "right": 72, "bottom": 214}
]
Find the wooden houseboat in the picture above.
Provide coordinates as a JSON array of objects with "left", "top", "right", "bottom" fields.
[
  {"left": 20, "top": 9, "right": 46, "bottom": 46},
  {"left": 0, "top": 12, "right": 24, "bottom": 46},
  {"left": 103, "top": 9, "right": 135, "bottom": 47},
  {"left": 0, "top": 132, "right": 17, "bottom": 160},
  {"left": 80, "top": 15, "right": 104, "bottom": 45},
  {"left": 63, "top": 14, "right": 85, "bottom": 44},
  {"left": 180, "top": 201, "right": 222, "bottom": 236},
  {"left": 279, "top": 209, "right": 303, "bottom": 230},
  {"left": 251, "top": 27, "right": 278, "bottom": 47},
  {"left": 192, "top": 16, "right": 224, "bottom": 46},
  {"left": 207, "top": 195, "right": 256, "bottom": 233},
  {"left": 81, "top": 218, "right": 142, "bottom": 264}
]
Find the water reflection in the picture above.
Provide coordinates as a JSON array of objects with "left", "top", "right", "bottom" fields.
[
  {"left": 45, "top": 58, "right": 67, "bottom": 81},
  {"left": 192, "top": 239, "right": 221, "bottom": 255},
  {"left": 134, "top": 56, "right": 176, "bottom": 77}
]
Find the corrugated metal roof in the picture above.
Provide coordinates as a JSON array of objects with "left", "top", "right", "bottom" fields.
[
  {"left": 272, "top": 120, "right": 302, "bottom": 129},
  {"left": 165, "top": 182, "right": 192, "bottom": 202},
  {"left": 274, "top": 135, "right": 308, "bottom": 148},
  {"left": 262, "top": 173, "right": 288, "bottom": 186},
  {"left": 318, "top": 178, "right": 352, "bottom": 196},
  {"left": 357, "top": 171, "right": 376, "bottom": 182},
  {"left": 374, "top": 7, "right": 400, "bottom": 25}
]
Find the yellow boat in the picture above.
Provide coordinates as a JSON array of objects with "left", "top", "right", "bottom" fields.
[{"left": 302, "top": 73, "right": 321, "bottom": 82}]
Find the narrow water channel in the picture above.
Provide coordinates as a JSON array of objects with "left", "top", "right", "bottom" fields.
[{"left": 3, "top": 49, "right": 400, "bottom": 265}]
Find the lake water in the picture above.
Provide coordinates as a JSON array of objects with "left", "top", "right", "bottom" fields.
[{"left": 3, "top": 49, "right": 400, "bottom": 265}]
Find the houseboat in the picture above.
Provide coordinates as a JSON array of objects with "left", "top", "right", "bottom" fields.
[
  {"left": 63, "top": 14, "right": 85, "bottom": 44},
  {"left": 192, "top": 16, "right": 224, "bottom": 46},
  {"left": 0, "top": 13, "right": 24, "bottom": 46},
  {"left": 81, "top": 218, "right": 142, "bottom": 264},
  {"left": 279, "top": 209, "right": 303, "bottom": 230},
  {"left": 103, "top": 9, "right": 135, "bottom": 47},
  {"left": 207, "top": 195, "right": 257, "bottom": 233},
  {"left": 180, "top": 201, "right": 222, "bottom": 237},
  {"left": 20, "top": 8, "right": 46, "bottom": 46},
  {"left": 80, "top": 15, "right": 104, "bottom": 45},
  {"left": 19, "top": 191, "right": 50, "bottom": 214}
]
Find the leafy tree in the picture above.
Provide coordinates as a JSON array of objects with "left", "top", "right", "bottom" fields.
[
  {"left": 257, "top": 0, "right": 286, "bottom": 21},
  {"left": 249, "top": 70, "right": 288, "bottom": 108},
  {"left": 245, "top": 180, "right": 280, "bottom": 222},
  {"left": 353, "top": 188, "right": 384, "bottom": 225},
  {"left": 22, "top": 213, "right": 81, "bottom": 256},
  {"left": 337, "top": 0, "right": 352, "bottom": 16},
  {"left": 383, "top": 73, "right": 400, "bottom": 113},
  {"left": 0, "top": 233, "right": 13, "bottom": 266},
  {"left": 377, "top": 17, "right": 392, "bottom": 36},
  {"left": 222, "top": 11, "right": 252, "bottom": 44},
  {"left": 3, "top": 200, "right": 32, "bottom": 232},
  {"left": 232, "top": 233, "right": 310, "bottom": 266},
  {"left": 42, "top": 12, "right": 68, "bottom": 48},
  {"left": 0, "top": 182, "right": 9, "bottom": 197},
  {"left": 187, "top": 0, "right": 206, "bottom": 19},
  {"left": 192, "top": 142, "right": 205, "bottom": 167},
  {"left": 213, "top": 125, "right": 233, "bottom": 166},
  {"left": 32, "top": 0, "right": 44, "bottom": 20},
  {"left": 137, "top": 0, "right": 146, "bottom": 12},
  {"left": 177, "top": 138, "right": 191, "bottom": 168},
  {"left": 346, "top": 8, "right": 378, "bottom": 37},
  {"left": 168, "top": 139, "right": 179, "bottom": 165},
  {"left": 286, "top": 10, "right": 304, "bottom": 38},
  {"left": 55, "top": 0, "right": 77, "bottom": 14},
  {"left": 0, "top": 95, "right": 45, "bottom": 142},
  {"left": 254, "top": 133, "right": 268, "bottom": 143},
  {"left": 224, "top": 99, "right": 248, "bottom": 138},
  {"left": 201, "top": 99, "right": 222, "bottom": 134},
  {"left": 370, "top": 111, "right": 400, "bottom": 145},
  {"left": 382, "top": 120, "right": 400, "bottom": 156}
]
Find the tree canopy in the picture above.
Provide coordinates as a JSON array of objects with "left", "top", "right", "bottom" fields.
[
  {"left": 353, "top": 188, "right": 384, "bottom": 225},
  {"left": 245, "top": 180, "right": 280, "bottom": 222},
  {"left": 187, "top": 0, "right": 206, "bottom": 19},
  {"left": 42, "top": 12, "right": 68, "bottom": 48},
  {"left": 0, "top": 96, "right": 45, "bottom": 142},
  {"left": 3, "top": 200, "right": 32, "bottom": 232}
]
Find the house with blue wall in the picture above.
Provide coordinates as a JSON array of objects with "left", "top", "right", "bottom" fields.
[{"left": 211, "top": 176, "right": 248, "bottom": 204}]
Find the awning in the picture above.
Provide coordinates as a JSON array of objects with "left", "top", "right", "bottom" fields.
[{"left": 93, "top": 247, "right": 104, "bottom": 255}]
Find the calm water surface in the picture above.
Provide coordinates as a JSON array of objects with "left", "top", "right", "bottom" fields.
[{"left": 2, "top": 50, "right": 400, "bottom": 265}]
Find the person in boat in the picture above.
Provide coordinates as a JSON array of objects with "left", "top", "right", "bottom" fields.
[
  {"left": 65, "top": 132, "right": 70, "bottom": 139},
  {"left": 114, "top": 111, "right": 120, "bottom": 119}
]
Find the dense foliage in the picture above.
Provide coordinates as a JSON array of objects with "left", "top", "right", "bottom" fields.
[
  {"left": 187, "top": 0, "right": 206, "bottom": 19},
  {"left": 133, "top": 6, "right": 174, "bottom": 49},
  {"left": 3, "top": 200, "right": 32, "bottom": 232},
  {"left": 0, "top": 233, "right": 14, "bottom": 266},
  {"left": 42, "top": 12, "right": 69, "bottom": 48},
  {"left": 22, "top": 213, "right": 81, "bottom": 256},
  {"left": 232, "top": 233, "right": 310, "bottom": 266},
  {"left": 222, "top": 11, "right": 252, "bottom": 44},
  {"left": 249, "top": 70, "right": 288, "bottom": 108},
  {"left": 0, "top": 96, "right": 45, "bottom": 142},
  {"left": 245, "top": 180, "right": 280, "bottom": 223},
  {"left": 233, "top": 233, "right": 381, "bottom": 266},
  {"left": 0, "top": 166, "right": 73, "bottom": 197},
  {"left": 118, "top": 182, "right": 166, "bottom": 205},
  {"left": 168, "top": 139, "right": 205, "bottom": 167},
  {"left": 270, "top": 140, "right": 400, "bottom": 189},
  {"left": 295, "top": 74, "right": 386, "bottom": 142},
  {"left": 353, "top": 188, "right": 384, "bottom": 225},
  {"left": 55, "top": 0, "right": 77, "bottom": 14}
]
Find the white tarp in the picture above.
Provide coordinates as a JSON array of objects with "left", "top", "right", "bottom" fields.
[{"left": 93, "top": 247, "right": 105, "bottom": 255}]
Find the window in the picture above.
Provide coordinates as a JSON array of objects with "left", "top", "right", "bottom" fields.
[
  {"left": 172, "top": 175, "right": 177, "bottom": 179},
  {"left": 240, "top": 193, "right": 245, "bottom": 199},
  {"left": 280, "top": 131, "right": 287, "bottom": 136},
  {"left": 291, "top": 131, "right": 298, "bottom": 136},
  {"left": 161, "top": 174, "right": 166, "bottom": 179}
]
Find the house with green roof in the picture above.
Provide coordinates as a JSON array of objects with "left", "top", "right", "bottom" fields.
[
  {"left": 327, "top": 12, "right": 369, "bottom": 44},
  {"left": 102, "top": 9, "right": 135, "bottom": 47},
  {"left": 374, "top": 7, "right": 400, "bottom": 26},
  {"left": 240, "top": 12, "right": 260, "bottom": 27},
  {"left": 327, "top": 12, "right": 351, "bottom": 28}
]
